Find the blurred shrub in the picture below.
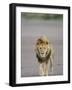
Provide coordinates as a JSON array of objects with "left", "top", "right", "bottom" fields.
[{"left": 22, "top": 13, "right": 63, "bottom": 20}]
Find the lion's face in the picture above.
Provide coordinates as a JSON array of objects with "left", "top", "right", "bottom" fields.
[
  {"left": 37, "top": 43, "right": 48, "bottom": 57},
  {"left": 36, "top": 36, "right": 50, "bottom": 58}
]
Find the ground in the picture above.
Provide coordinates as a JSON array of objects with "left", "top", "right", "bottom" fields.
[{"left": 21, "top": 18, "right": 63, "bottom": 77}]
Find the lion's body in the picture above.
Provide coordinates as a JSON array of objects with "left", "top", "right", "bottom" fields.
[{"left": 35, "top": 36, "right": 54, "bottom": 76}]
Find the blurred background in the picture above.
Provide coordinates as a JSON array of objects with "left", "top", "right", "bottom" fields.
[{"left": 21, "top": 13, "right": 63, "bottom": 77}]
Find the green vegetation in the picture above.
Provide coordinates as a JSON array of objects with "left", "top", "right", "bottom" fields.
[{"left": 22, "top": 13, "right": 63, "bottom": 20}]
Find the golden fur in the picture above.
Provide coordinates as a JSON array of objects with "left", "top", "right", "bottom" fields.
[{"left": 35, "top": 36, "right": 54, "bottom": 76}]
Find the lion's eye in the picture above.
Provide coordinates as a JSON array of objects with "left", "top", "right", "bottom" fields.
[
  {"left": 46, "top": 42, "right": 48, "bottom": 44},
  {"left": 40, "top": 47, "right": 41, "bottom": 49}
]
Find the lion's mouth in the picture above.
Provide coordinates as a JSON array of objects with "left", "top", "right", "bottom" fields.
[
  {"left": 40, "top": 53, "right": 46, "bottom": 58},
  {"left": 41, "top": 53, "right": 44, "bottom": 55}
]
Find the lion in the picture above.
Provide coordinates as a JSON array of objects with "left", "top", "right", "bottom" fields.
[{"left": 35, "top": 36, "right": 54, "bottom": 76}]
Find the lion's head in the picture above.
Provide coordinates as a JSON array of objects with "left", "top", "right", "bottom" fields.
[{"left": 35, "top": 36, "right": 51, "bottom": 58}]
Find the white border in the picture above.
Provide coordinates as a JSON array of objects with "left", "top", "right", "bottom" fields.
[{"left": 16, "top": 6, "right": 68, "bottom": 84}]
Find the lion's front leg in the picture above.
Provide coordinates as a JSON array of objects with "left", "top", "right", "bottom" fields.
[
  {"left": 39, "top": 63, "right": 48, "bottom": 76},
  {"left": 39, "top": 63, "right": 45, "bottom": 76},
  {"left": 50, "top": 56, "right": 53, "bottom": 72},
  {"left": 44, "top": 63, "right": 48, "bottom": 76}
]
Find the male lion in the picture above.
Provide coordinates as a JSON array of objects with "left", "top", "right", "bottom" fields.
[{"left": 35, "top": 36, "right": 54, "bottom": 76}]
